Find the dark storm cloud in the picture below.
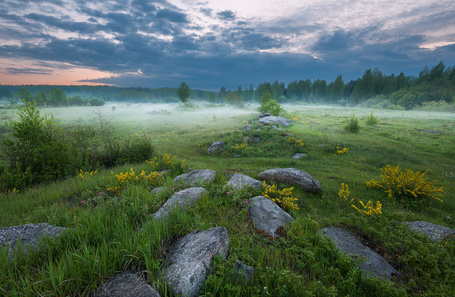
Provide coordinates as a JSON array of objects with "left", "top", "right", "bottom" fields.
[
  {"left": 25, "top": 13, "right": 100, "bottom": 34},
  {"left": 216, "top": 10, "right": 236, "bottom": 20},
  {"left": 6, "top": 67, "right": 52, "bottom": 75},
  {"left": 155, "top": 9, "right": 188, "bottom": 23}
]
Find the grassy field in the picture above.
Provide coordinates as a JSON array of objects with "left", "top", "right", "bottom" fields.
[{"left": 1, "top": 103, "right": 454, "bottom": 296}]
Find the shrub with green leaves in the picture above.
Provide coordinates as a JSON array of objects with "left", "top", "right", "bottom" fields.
[
  {"left": 365, "top": 112, "right": 380, "bottom": 126},
  {"left": 343, "top": 114, "right": 360, "bottom": 133},
  {"left": 258, "top": 91, "right": 283, "bottom": 115}
]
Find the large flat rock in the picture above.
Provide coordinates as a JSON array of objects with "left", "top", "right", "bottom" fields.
[
  {"left": 174, "top": 169, "right": 217, "bottom": 186},
  {"left": 248, "top": 196, "right": 294, "bottom": 238},
  {"left": 223, "top": 173, "right": 263, "bottom": 191},
  {"left": 0, "top": 223, "right": 67, "bottom": 259},
  {"left": 258, "top": 116, "right": 292, "bottom": 127},
  {"left": 153, "top": 187, "right": 208, "bottom": 220},
  {"left": 94, "top": 272, "right": 160, "bottom": 297},
  {"left": 321, "top": 227, "right": 397, "bottom": 279},
  {"left": 162, "top": 227, "right": 229, "bottom": 297},
  {"left": 405, "top": 221, "right": 455, "bottom": 241},
  {"left": 258, "top": 168, "right": 322, "bottom": 192}
]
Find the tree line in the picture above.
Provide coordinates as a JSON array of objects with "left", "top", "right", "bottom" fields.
[{"left": 1, "top": 61, "right": 454, "bottom": 110}]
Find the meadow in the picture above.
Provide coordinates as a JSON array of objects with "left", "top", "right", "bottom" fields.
[{"left": 1, "top": 102, "right": 454, "bottom": 296}]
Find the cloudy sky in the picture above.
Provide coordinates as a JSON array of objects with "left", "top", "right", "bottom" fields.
[{"left": 1, "top": 0, "right": 454, "bottom": 90}]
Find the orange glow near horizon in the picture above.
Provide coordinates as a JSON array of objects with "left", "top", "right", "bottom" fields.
[{"left": 0, "top": 60, "right": 117, "bottom": 86}]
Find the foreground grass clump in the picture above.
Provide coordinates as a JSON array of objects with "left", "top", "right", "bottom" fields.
[{"left": 366, "top": 165, "right": 445, "bottom": 202}]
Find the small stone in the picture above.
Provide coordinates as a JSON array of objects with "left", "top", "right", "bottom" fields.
[
  {"left": 258, "top": 168, "right": 322, "bottom": 192},
  {"left": 233, "top": 260, "right": 255, "bottom": 282},
  {"left": 223, "top": 173, "right": 262, "bottom": 191},
  {"left": 162, "top": 227, "right": 229, "bottom": 297},
  {"left": 207, "top": 141, "right": 225, "bottom": 154},
  {"left": 292, "top": 153, "right": 308, "bottom": 159},
  {"left": 0, "top": 223, "right": 67, "bottom": 260},
  {"left": 248, "top": 196, "right": 294, "bottom": 238},
  {"left": 153, "top": 187, "right": 208, "bottom": 220},
  {"left": 94, "top": 272, "right": 160, "bottom": 297},
  {"left": 259, "top": 116, "right": 292, "bottom": 127},
  {"left": 174, "top": 169, "right": 217, "bottom": 186},
  {"left": 321, "top": 227, "right": 397, "bottom": 279},
  {"left": 404, "top": 221, "right": 455, "bottom": 241}
]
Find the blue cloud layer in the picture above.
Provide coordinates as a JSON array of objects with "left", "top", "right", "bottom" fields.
[{"left": 0, "top": 0, "right": 454, "bottom": 89}]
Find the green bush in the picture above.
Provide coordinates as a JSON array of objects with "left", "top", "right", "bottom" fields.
[
  {"left": 343, "top": 114, "right": 360, "bottom": 133},
  {"left": 365, "top": 112, "right": 380, "bottom": 126},
  {"left": 0, "top": 103, "right": 155, "bottom": 191},
  {"left": 90, "top": 98, "right": 105, "bottom": 106},
  {"left": 2, "top": 102, "right": 71, "bottom": 185}
]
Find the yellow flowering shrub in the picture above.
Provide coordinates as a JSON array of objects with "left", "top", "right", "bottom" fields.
[
  {"left": 366, "top": 165, "right": 444, "bottom": 202},
  {"left": 352, "top": 200, "right": 382, "bottom": 216},
  {"left": 262, "top": 181, "right": 299, "bottom": 211},
  {"left": 336, "top": 147, "right": 349, "bottom": 155},
  {"left": 288, "top": 137, "right": 304, "bottom": 147},
  {"left": 231, "top": 143, "right": 250, "bottom": 151},
  {"left": 77, "top": 169, "right": 98, "bottom": 179},
  {"left": 339, "top": 183, "right": 381, "bottom": 217}
]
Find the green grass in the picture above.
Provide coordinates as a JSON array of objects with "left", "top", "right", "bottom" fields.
[{"left": 1, "top": 103, "right": 455, "bottom": 296}]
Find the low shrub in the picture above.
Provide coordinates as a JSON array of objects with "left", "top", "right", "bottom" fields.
[
  {"left": 365, "top": 112, "right": 380, "bottom": 126},
  {"left": 343, "top": 115, "right": 360, "bottom": 133}
]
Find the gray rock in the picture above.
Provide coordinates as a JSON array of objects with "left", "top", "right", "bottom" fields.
[
  {"left": 258, "top": 168, "right": 322, "bottom": 192},
  {"left": 153, "top": 187, "right": 209, "bottom": 220},
  {"left": 223, "top": 173, "right": 263, "bottom": 191},
  {"left": 233, "top": 260, "right": 255, "bottom": 282},
  {"left": 253, "top": 137, "right": 261, "bottom": 143},
  {"left": 405, "top": 221, "right": 455, "bottom": 241},
  {"left": 248, "top": 196, "right": 294, "bottom": 238},
  {"left": 207, "top": 141, "right": 225, "bottom": 154},
  {"left": 259, "top": 116, "right": 292, "bottom": 127},
  {"left": 95, "top": 272, "right": 160, "bottom": 297},
  {"left": 0, "top": 223, "right": 67, "bottom": 259},
  {"left": 259, "top": 113, "right": 271, "bottom": 118},
  {"left": 321, "top": 227, "right": 397, "bottom": 279},
  {"left": 162, "top": 227, "right": 229, "bottom": 297},
  {"left": 292, "top": 153, "right": 308, "bottom": 159},
  {"left": 243, "top": 124, "right": 251, "bottom": 131},
  {"left": 243, "top": 136, "right": 251, "bottom": 143},
  {"left": 174, "top": 169, "right": 217, "bottom": 186}
]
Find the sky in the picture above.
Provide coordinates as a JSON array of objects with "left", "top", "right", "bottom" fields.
[{"left": 0, "top": 0, "right": 454, "bottom": 90}]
